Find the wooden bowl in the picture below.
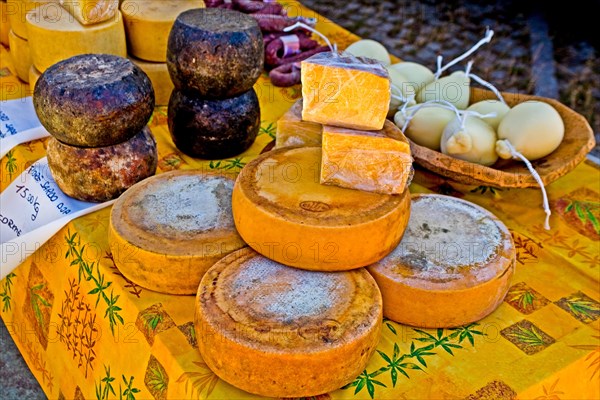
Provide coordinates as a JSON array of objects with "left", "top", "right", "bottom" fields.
[{"left": 409, "top": 88, "right": 596, "bottom": 188}]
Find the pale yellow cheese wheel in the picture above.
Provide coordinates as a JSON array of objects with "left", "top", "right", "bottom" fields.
[
  {"left": 59, "top": 0, "right": 119, "bottom": 25},
  {"left": 8, "top": 29, "right": 31, "bottom": 82},
  {"left": 121, "top": 0, "right": 205, "bottom": 62},
  {"left": 129, "top": 55, "right": 173, "bottom": 106},
  {"left": 26, "top": 3, "right": 126, "bottom": 72},
  {"left": 28, "top": 64, "right": 41, "bottom": 91},
  {"left": 6, "top": 0, "right": 57, "bottom": 39},
  {"left": 1, "top": 1, "right": 11, "bottom": 45}
]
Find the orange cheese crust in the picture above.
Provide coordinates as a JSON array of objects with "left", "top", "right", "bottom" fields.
[
  {"left": 367, "top": 194, "right": 516, "bottom": 328},
  {"left": 321, "top": 119, "right": 413, "bottom": 194},
  {"left": 108, "top": 170, "right": 246, "bottom": 295},
  {"left": 275, "top": 99, "right": 322, "bottom": 148},
  {"left": 301, "top": 52, "right": 390, "bottom": 131},
  {"left": 232, "top": 147, "right": 411, "bottom": 271},
  {"left": 195, "top": 248, "right": 382, "bottom": 397}
]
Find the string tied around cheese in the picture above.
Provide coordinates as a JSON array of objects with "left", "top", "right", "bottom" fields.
[
  {"left": 458, "top": 109, "right": 498, "bottom": 130},
  {"left": 391, "top": 83, "right": 413, "bottom": 104},
  {"left": 284, "top": 22, "right": 337, "bottom": 53},
  {"left": 465, "top": 61, "right": 507, "bottom": 105},
  {"left": 434, "top": 28, "right": 494, "bottom": 80},
  {"left": 499, "top": 140, "right": 551, "bottom": 230}
]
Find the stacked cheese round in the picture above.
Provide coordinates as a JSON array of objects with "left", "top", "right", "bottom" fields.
[
  {"left": 109, "top": 170, "right": 246, "bottom": 294},
  {"left": 195, "top": 248, "right": 382, "bottom": 397},
  {"left": 26, "top": 3, "right": 126, "bottom": 72},
  {"left": 8, "top": 29, "right": 32, "bottom": 82},
  {"left": 368, "top": 194, "right": 515, "bottom": 328},
  {"left": 166, "top": 8, "right": 263, "bottom": 159},
  {"left": 1, "top": 1, "right": 11, "bottom": 46},
  {"left": 6, "top": 0, "right": 56, "bottom": 40},
  {"left": 34, "top": 54, "right": 157, "bottom": 202}
]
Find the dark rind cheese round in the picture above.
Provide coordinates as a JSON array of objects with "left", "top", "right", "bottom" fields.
[
  {"left": 108, "top": 170, "right": 246, "bottom": 295},
  {"left": 47, "top": 126, "right": 158, "bottom": 202},
  {"left": 367, "top": 194, "right": 516, "bottom": 328},
  {"left": 167, "top": 8, "right": 263, "bottom": 98},
  {"left": 195, "top": 248, "right": 382, "bottom": 397},
  {"left": 34, "top": 54, "right": 155, "bottom": 147},
  {"left": 168, "top": 88, "right": 259, "bottom": 159}
]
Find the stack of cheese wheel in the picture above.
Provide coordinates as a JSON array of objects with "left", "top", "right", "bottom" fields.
[
  {"left": 33, "top": 54, "right": 158, "bottom": 202},
  {"left": 121, "top": 0, "right": 205, "bottom": 105},
  {"left": 166, "top": 8, "right": 262, "bottom": 159},
  {"left": 1, "top": 0, "right": 11, "bottom": 46},
  {"left": 23, "top": 0, "right": 126, "bottom": 89}
]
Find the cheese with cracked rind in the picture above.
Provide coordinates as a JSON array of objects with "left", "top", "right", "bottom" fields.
[
  {"left": 108, "top": 170, "right": 246, "bottom": 295},
  {"left": 275, "top": 99, "right": 322, "bottom": 148},
  {"left": 368, "top": 194, "right": 515, "bottom": 328},
  {"left": 46, "top": 126, "right": 157, "bottom": 202},
  {"left": 121, "top": 0, "right": 204, "bottom": 62},
  {"left": 321, "top": 120, "right": 413, "bottom": 195},
  {"left": 195, "top": 247, "right": 382, "bottom": 397},
  {"left": 26, "top": 4, "right": 126, "bottom": 72},
  {"left": 301, "top": 52, "right": 391, "bottom": 131},
  {"left": 34, "top": 54, "right": 154, "bottom": 147},
  {"left": 232, "top": 147, "right": 411, "bottom": 271}
]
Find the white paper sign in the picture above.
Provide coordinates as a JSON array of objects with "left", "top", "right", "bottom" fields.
[
  {"left": 0, "top": 97, "right": 50, "bottom": 159},
  {"left": 1, "top": 157, "right": 114, "bottom": 279}
]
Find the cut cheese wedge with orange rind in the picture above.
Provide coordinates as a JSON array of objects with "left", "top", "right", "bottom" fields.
[
  {"left": 232, "top": 146, "right": 411, "bottom": 271},
  {"left": 195, "top": 247, "right": 382, "bottom": 398},
  {"left": 109, "top": 170, "right": 246, "bottom": 295},
  {"left": 368, "top": 194, "right": 515, "bottom": 328}
]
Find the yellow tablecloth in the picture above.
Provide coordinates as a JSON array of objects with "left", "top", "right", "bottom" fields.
[{"left": 1, "top": 2, "right": 599, "bottom": 399}]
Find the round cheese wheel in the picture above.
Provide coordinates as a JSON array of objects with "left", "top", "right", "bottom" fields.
[
  {"left": 28, "top": 65, "right": 41, "bottom": 91},
  {"left": 232, "top": 147, "right": 411, "bottom": 271},
  {"left": 109, "top": 170, "right": 246, "bottom": 294},
  {"left": 167, "top": 8, "right": 263, "bottom": 98},
  {"left": 1, "top": 1, "right": 11, "bottom": 45},
  {"left": 47, "top": 126, "right": 157, "bottom": 202},
  {"left": 129, "top": 56, "right": 173, "bottom": 106},
  {"left": 8, "top": 30, "right": 32, "bottom": 82},
  {"left": 34, "top": 54, "right": 154, "bottom": 147},
  {"left": 368, "top": 194, "right": 515, "bottom": 328},
  {"left": 6, "top": 0, "right": 56, "bottom": 40},
  {"left": 168, "top": 88, "right": 259, "bottom": 159},
  {"left": 121, "top": 0, "right": 204, "bottom": 62},
  {"left": 26, "top": 3, "right": 127, "bottom": 72},
  {"left": 195, "top": 248, "right": 382, "bottom": 398}
]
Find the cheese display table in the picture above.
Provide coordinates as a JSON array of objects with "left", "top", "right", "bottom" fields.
[{"left": 1, "top": 2, "right": 599, "bottom": 399}]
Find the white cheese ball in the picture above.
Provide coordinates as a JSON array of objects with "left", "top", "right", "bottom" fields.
[
  {"left": 395, "top": 106, "right": 455, "bottom": 151},
  {"left": 467, "top": 100, "right": 511, "bottom": 130},
  {"left": 344, "top": 39, "right": 391, "bottom": 66},
  {"left": 417, "top": 71, "right": 470, "bottom": 109},
  {"left": 496, "top": 101, "right": 564, "bottom": 160},
  {"left": 388, "top": 61, "right": 435, "bottom": 93},
  {"left": 441, "top": 116, "right": 498, "bottom": 166}
]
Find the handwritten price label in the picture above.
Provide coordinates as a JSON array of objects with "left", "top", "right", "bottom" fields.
[{"left": 0, "top": 97, "right": 49, "bottom": 159}]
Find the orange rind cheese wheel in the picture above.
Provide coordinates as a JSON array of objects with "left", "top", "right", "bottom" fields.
[
  {"left": 368, "top": 194, "right": 516, "bottom": 328},
  {"left": 195, "top": 248, "right": 382, "bottom": 397},
  {"left": 108, "top": 170, "right": 246, "bottom": 295},
  {"left": 232, "top": 146, "right": 411, "bottom": 271}
]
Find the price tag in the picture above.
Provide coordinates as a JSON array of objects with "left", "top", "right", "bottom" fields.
[
  {"left": 1, "top": 157, "right": 114, "bottom": 279},
  {"left": 0, "top": 97, "right": 50, "bottom": 158}
]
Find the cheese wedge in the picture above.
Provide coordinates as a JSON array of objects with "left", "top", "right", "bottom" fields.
[
  {"left": 109, "top": 170, "right": 246, "bottom": 295},
  {"left": 232, "top": 147, "right": 411, "bottom": 271},
  {"left": 129, "top": 56, "right": 173, "bottom": 106},
  {"left": 26, "top": 4, "right": 126, "bottom": 72},
  {"left": 59, "top": 0, "right": 118, "bottom": 25},
  {"left": 275, "top": 99, "right": 323, "bottom": 148},
  {"left": 8, "top": 30, "right": 31, "bottom": 82},
  {"left": 28, "top": 65, "right": 41, "bottom": 91},
  {"left": 368, "top": 194, "right": 515, "bottom": 328},
  {"left": 1, "top": 1, "right": 11, "bottom": 45},
  {"left": 195, "top": 248, "right": 382, "bottom": 397},
  {"left": 6, "top": 0, "right": 57, "bottom": 40},
  {"left": 121, "top": 0, "right": 205, "bottom": 62},
  {"left": 321, "top": 120, "right": 413, "bottom": 195},
  {"left": 301, "top": 52, "right": 391, "bottom": 131}
]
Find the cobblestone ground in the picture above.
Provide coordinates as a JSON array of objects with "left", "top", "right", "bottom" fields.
[{"left": 302, "top": 0, "right": 599, "bottom": 150}]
